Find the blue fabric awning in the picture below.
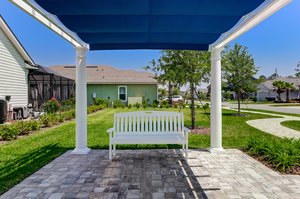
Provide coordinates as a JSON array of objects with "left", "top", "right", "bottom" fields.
[{"left": 34, "top": 0, "right": 265, "bottom": 50}]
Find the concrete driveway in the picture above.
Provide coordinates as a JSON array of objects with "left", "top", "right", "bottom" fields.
[{"left": 223, "top": 102, "right": 300, "bottom": 115}]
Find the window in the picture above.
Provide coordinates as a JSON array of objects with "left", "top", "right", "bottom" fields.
[{"left": 118, "top": 86, "right": 127, "bottom": 101}]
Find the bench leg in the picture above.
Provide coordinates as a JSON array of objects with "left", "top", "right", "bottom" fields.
[
  {"left": 185, "top": 137, "right": 188, "bottom": 161},
  {"left": 113, "top": 144, "right": 116, "bottom": 156},
  {"left": 109, "top": 143, "right": 112, "bottom": 162},
  {"left": 109, "top": 132, "right": 112, "bottom": 162}
]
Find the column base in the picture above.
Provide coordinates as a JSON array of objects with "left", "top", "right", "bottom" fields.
[
  {"left": 208, "top": 147, "right": 224, "bottom": 153},
  {"left": 71, "top": 148, "right": 91, "bottom": 154}
]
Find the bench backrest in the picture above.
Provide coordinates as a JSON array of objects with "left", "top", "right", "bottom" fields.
[{"left": 113, "top": 111, "right": 184, "bottom": 134}]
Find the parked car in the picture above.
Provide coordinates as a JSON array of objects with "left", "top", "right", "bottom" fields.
[{"left": 164, "top": 95, "right": 183, "bottom": 102}]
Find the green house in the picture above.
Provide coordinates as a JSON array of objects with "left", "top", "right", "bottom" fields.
[{"left": 50, "top": 65, "right": 158, "bottom": 105}]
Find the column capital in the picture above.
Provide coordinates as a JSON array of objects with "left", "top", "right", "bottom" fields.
[
  {"left": 210, "top": 47, "right": 223, "bottom": 61},
  {"left": 75, "top": 46, "right": 88, "bottom": 61}
]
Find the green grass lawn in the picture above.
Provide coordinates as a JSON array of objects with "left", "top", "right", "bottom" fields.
[
  {"left": 0, "top": 108, "right": 280, "bottom": 194},
  {"left": 281, "top": 120, "right": 300, "bottom": 131}
]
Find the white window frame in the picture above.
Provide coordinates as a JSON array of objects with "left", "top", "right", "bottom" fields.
[{"left": 118, "top": 86, "right": 127, "bottom": 102}]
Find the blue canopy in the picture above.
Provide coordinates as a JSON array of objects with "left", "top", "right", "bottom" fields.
[{"left": 35, "top": 0, "right": 265, "bottom": 50}]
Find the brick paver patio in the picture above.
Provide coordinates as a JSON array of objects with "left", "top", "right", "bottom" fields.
[{"left": 1, "top": 149, "right": 299, "bottom": 199}]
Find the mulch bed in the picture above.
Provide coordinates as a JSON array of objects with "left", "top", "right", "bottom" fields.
[{"left": 189, "top": 126, "right": 210, "bottom": 135}]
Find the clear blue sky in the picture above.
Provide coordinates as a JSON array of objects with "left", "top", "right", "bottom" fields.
[{"left": 0, "top": 0, "right": 299, "bottom": 77}]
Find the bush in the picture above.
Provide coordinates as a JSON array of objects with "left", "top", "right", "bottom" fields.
[
  {"left": 152, "top": 100, "right": 159, "bottom": 108},
  {"left": 142, "top": 98, "right": 150, "bottom": 108},
  {"left": 40, "top": 114, "right": 60, "bottom": 127},
  {"left": 252, "top": 97, "right": 258, "bottom": 102},
  {"left": 15, "top": 121, "right": 31, "bottom": 135},
  {"left": 28, "top": 120, "right": 41, "bottom": 131},
  {"left": 62, "top": 110, "right": 75, "bottom": 121},
  {"left": 128, "top": 104, "right": 132, "bottom": 109},
  {"left": 113, "top": 100, "right": 123, "bottom": 109},
  {"left": 247, "top": 137, "right": 300, "bottom": 172},
  {"left": 44, "top": 98, "right": 61, "bottom": 114},
  {"left": 159, "top": 100, "right": 170, "bottom": 108},
  {"left": 134, "top": 102, "right": 141, "bottom": 109},
  {"left": 62, "top": 98, "right": 75, "bottom": 106},
  {"left": 94, "top": 98, "right": 109, "bottom": 107},
  {"left": 0, "top": 125, "right": 19, "bottom": 140}
]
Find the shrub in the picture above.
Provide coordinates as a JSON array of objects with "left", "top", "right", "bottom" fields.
[
  {"left": 40, "top": 114, "right": 60, "bottom": 127},
  {"left": 62, "top": 98, "right": 75, "bottom": 106},
  {"left": 44, "top": 98, "right": 61, "bottom": 114},
  {"left": 134, "top": 102, "right": 141, "bottom": 109},
  {"left": 159, "top": 100, "right": 170, "bottom": 108},
  {"left": 113, "top": 100, "right": 123, "bottom": 108},
  {"left": 142, "top": 98, "right": 149, "bottom": 108},
  {"left": 87, "top": 105, "right": 97, "bottom": 114},
  {"left": 15, "top": 121, "right": 31, "bottom": 135},
  {"left": 94, "top": 98, "right": 109, "bottom": 107},
  {"left": 0, "top": 125, "right": 19, "bottom": 140},
  {"left": 128, "top": 104, "right": 132, "bottom": 109},
  {"left": 252, "top": 97, "right": 258, "bottom": 102},
  {"left": 247, "top": 137, "right": 300, "bottom": 172},
  {"left": 62, "top": 110, "right": 75, "bottom": 121},
  {"left": 152, "top": 100, "right": 159, "bottom": 108},
  {"left": 28, "top": 120, "right": 41, "bottom": 131}
]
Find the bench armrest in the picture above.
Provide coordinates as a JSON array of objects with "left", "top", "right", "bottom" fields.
[
  {"left": 107, "top": 128, "right": 114, "bottom": 133},
  {"left": 184, "top": 127, "right": 190, "bottom": 133}
]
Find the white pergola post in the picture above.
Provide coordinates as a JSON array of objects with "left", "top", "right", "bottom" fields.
[
  {"left": 209, "top": 47, "right": 224, "bottom": 152},
  {"left": 72, "top": 46, "right": 90, "bottom": 154}
]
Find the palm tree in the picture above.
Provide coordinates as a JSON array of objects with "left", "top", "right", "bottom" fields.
[
  {"left": 284, "top": 82, "right": 295, "bottom": 102},
  {"left": 273, "top": 80, "right": 286, "bottom": 102}
]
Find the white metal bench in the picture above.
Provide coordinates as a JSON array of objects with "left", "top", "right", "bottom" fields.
[{"left": 107, "top": 111, "right": 190, "bottom": 161}]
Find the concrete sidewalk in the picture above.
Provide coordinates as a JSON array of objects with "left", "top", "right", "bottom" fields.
[
  {"left": 224, "top": 107, "right": 300, "bottom": 139},
  {"left": 223, "top": 102, "right": 300, "bottom": 115}
]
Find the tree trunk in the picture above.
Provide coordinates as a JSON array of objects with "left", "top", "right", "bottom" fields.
[
  {"left": 168, "top": 82, "right": 173, "bottom": 105},
  {"left": 278, "top": 92, "right": 282, "bottom": 102},
  {"left": 191, "top": 83, "right": 195, "bottom": 129},
  {"left": 286, "top": 89, "right": 290, "bottom": 102},
  {"left": 237, "top": 91, "right": 241, "bottom": 115}
]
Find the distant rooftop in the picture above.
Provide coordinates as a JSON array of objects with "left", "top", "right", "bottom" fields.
[
  {"left": 261, "top": 77, "right": 300, "bottom": 90},
  {"left": 49, "top": 65, "right": 157, "bottom": 84}
]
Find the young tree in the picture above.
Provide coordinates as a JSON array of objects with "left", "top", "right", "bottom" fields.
[
  {"left": 295, "top": 61, "right": 300, "bottom": 77},
  {"left": 272, "top": 80, "right": 286, "bottom": 102},
  {"left": 158, "top": 88, "right": 167, "bottom": 100},
  {"left": 148, "top": 50, "right": 210, "bottom": 128},
  {"left": 145, "top": 59, "right": 176, "bottom": 104},
  {"left": 222, "top": 43, "right": 258, "bottom": 115}
]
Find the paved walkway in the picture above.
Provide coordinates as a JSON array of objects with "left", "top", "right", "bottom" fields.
[
  {"left": 224, "top": 107, "right": 300, "bottom": 139},
  {"left": 1, "top": 149, "right": 300, "bottom": 199}
]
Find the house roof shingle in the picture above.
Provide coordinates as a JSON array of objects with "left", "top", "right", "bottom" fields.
[
  {"left": 49, "top": 65, "right": 157, "bottom": 84},
  {"left": 260, "top": 77, "right": 300, "bottom": 90}
]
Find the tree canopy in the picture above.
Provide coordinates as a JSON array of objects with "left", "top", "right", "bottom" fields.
[
  {"left": 146, "top": 50, "right": 210, "bottom": 128},
  {"left": 222, "top": 43, "right": 258, "bottom": 114}
]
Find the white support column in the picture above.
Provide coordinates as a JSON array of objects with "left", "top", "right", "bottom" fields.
[
  {"left": 209, "top": 47, "right": 224, "bottom": 152},
  {"left": 72, "top": 46, "right": 90, "bottom": 154}
]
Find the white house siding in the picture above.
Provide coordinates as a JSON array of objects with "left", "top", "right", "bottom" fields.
[
  {"left": 0, "top": 27, "right": 28, "bottom": 107},
  {"left": 257, "top": 91, "right": 299, "bottom": 102}
]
